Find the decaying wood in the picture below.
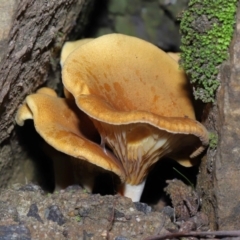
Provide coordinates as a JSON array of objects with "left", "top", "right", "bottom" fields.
[
  {"left": 0, "top": 0, "right": 94, "bottom": 187},
  {"left": 197, "top": 3, "right": 240, "bottom": 230}
]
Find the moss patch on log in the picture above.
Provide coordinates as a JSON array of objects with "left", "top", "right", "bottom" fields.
[{"left": 180, "top": 0, "right": 238, "bottom": 103}]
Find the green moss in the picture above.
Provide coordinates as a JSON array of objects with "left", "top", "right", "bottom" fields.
[
  {"left": 141, "top": 2, "right": 162, "bottom": 28},
  {"left": 209, "top": 132, "right": 218, "bottom": 149},
  {"left": 109, "top": 0, "right": 127, "bottom": 14},
  {"left": 141, "top": 2, "right": 164, "bottom": 43},
  {"left": 75, "top": 215, "right": 81, "bottom": 222},
  {"left": 115, "top": 16, "right": 136, "bottom": 36},
  {"left": 126, "top": 0, "right": 142, "bottom": 14},
  {"left": 180, "top": 0, "right": 237, "bottom": 103}
]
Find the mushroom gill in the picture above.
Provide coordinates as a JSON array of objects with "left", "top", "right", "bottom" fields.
[{"left": 62, "top": 34, "right": 209, "bottom": 201}]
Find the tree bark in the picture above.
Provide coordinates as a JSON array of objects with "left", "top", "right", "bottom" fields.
[
  {"left": 0, "top": 0, "right": 19, "bottom": 62},
  {"left": 197, "top": 4, "right": 240, "bottom": 230},
  {"left": 0, "top": 0, "right": 94, "bottom": 188}
]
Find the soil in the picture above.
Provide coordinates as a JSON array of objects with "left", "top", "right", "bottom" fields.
[
  {"left": 0, "top": 180, "right": 212, "bottom": 240},
  {"left": 0, "top": 183, "right": 174, "bottom": 240}
]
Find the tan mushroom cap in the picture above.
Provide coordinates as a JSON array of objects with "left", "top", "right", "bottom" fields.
[
  {"left": 61, "top": 39, "right": 94, "bottom": 99},
  {"left": 62, "top": 34, "right": 209, "bottom": 185},
  {"left": 15, "top": 87, "right": 58, "bottom": 126},
  {"left": 15, "top": 88, "right": 125, "bottom": 181},
  {"left": 167, "top": 52, "right": 181, "bottom": 62},
  {"left": 60, "top": 38, "right": 93, "bottom": 67}
]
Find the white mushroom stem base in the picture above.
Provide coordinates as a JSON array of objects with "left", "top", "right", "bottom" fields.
[{"left": 122, "top": 180, "right": 146, "bottom": 202}]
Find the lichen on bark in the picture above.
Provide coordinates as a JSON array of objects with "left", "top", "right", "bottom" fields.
[
  {"left": 180, "top": 0, "right": 238, "bottom": 103},
  {"left": 181, "top": 1, "right": 240, "bottom": 230}
]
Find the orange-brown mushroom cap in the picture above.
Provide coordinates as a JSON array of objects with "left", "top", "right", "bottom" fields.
[
  {"left": 15, "top": 88, "right": 125, "bottom": 181},
  {"left": 60, "top": 38, "right": 94, "bottom": 67},
  {"left": 167, "top": 52, "right": 181, "bottom": 62},
  {"left": 60, "top": 39, "right": 94, "bottom": 99},
  {"left": 62, "top": 34, "right": 209, "bottom": 185}
]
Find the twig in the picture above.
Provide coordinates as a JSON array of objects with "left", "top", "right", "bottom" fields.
[{"left": 144, "top": 230, "right": 240, "bottom": 240}]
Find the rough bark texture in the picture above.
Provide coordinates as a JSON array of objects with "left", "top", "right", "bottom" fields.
[
  {"left": 0, "top": 0, "right": 19, "bottom": 62},
  {"left": 197, "top": 4, "right": 240, "bottom": 230},
  {"left": 0, "top": 0, "right": 94, "bottom": 188}
]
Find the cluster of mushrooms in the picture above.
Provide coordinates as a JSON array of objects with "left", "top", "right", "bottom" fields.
[{"left": 15, "top": 34, "right": 209, "bottom": 202}]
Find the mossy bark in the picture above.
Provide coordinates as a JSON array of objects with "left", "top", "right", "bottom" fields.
[
  {"left": 180, "top": 0, "right": 237, "bottom": 103},
  {"left": 0, "top": 0, "right": 94, "bottom": 188},
  {"left": 196, "top": 3, "right": 240, "bottom": 230}
]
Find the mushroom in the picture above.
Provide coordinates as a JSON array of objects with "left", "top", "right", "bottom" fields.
[
  {"left": 60, "top": 38, "right": 94, "bottom": 99},
  {"left": 60, "top": 38, "right": 93, "bottom": 67},
  {"left": 62, "top": 33, "right": 209, "bottom": 201},
  {"left": 167, "top": 52, "right": 181, "bottom": 62},
  {"left": 15, "top": 87, "right": 125, "bottom": 191}
]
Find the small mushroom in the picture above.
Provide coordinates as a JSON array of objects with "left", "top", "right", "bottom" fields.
[
  {"left": 15, "top": 87, "right": 125, "bottom": 190},
  {"left": 62, "top": 34, "right": 209, "bottom": 201}
]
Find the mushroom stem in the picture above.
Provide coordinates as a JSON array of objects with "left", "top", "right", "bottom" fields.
[
  {"left": 122, "top": 180, "right": 146, "bottom": 202},
  {"left": 80, "top": 176, "right": 95, "bottom": 193}
]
